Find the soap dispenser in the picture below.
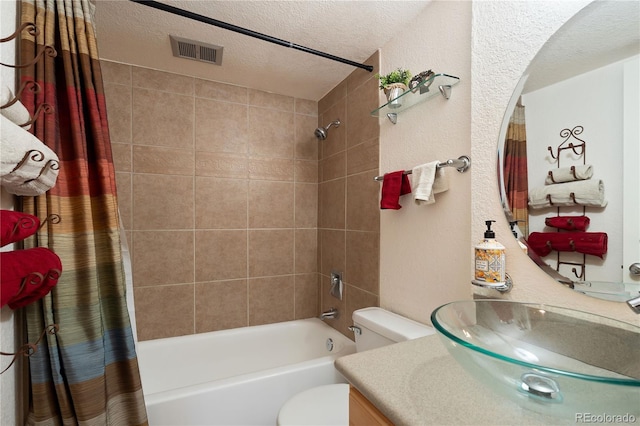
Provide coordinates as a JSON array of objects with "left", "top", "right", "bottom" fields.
[{"left": 473, "top": 220, "right": 506, "bottom": 285}]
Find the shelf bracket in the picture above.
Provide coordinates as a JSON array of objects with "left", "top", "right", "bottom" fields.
[
  {"left": 439, "top": 85, "right": 452, "bottom": 99},
  {"left": 386, "top": 113, "right": 397, "bottom": 124}
]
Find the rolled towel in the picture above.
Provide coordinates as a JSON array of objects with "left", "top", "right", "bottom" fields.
[
  {"left": 380, "top": 170, "right": 411, "bottom": 210},
  {"left": 528, "top": 179, "right": 607, "bottom": 209},
  {"left": 0, "top": 83, "right": 31, "bottom": 129},
  {"left": 7, "top": 174, "right": 59, "bottom": 196},
  {"left": 0, "top": 114, "right": 59, "bottom": 195},
  {"left": 545, "top": 215, "right": 590, "bottom": 231},
  {"left": 527, "top": 232, "right": 608, "bottom": 258},
  {"left": 412, "top": 161, "right": 448, "bottom": 205},
  {"left": 8, "top": 265, "right": 61, "bottom": 310},
  {"left": 0, "top": 210, "right": 40, "bottom": 247},
  {"left": 0, "top": 247, "right": 62, "bottom": 309},
  {"left": 545, "top": 164, "right": 593, "bottom": 184}
]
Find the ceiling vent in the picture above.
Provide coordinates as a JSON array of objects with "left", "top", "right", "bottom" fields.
[{"left": 170, "top": 35, "right": 223, "bottom": 65}]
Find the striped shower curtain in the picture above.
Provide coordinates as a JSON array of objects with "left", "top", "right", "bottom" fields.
[
  {"left": 503, "top": 104, "right": 529, "bottom": 237},
  {"left": 18, "top": 0, "right": 147, "bottom": 424}
]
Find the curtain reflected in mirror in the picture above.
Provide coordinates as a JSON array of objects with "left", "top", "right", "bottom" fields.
[{"left": 503, "top": 103, "right": 529, "bottom": 237}]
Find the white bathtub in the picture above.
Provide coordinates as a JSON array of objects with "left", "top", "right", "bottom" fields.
[{"left": 137, "top": 318, "right": 356, "bottom": 425}]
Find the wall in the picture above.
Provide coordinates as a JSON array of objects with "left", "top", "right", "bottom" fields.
[
  {"left": 0, "top": 1, "right": 18, "bottom": 423},
  {"left": 317, "top": 52, "right": 381, "bottom": 336},
  {"left": 523, "top": 58, "right": 633, "bottom": 282},
  {"left": 103, "top": 54, "right": 382, "bottom": 340},
  {"left": 470, "top": 0, "right": 637, "bottom": 324},
  {"left": 378, "top": 1, "right": 473, "bottom": 324},
  {"left": 102, "top": 62, "right": 321, "bottom": 341}
]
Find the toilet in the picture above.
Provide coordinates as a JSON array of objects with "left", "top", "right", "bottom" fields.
[{"left": 277, "top": 307, "right": 435, "bottom": 425}]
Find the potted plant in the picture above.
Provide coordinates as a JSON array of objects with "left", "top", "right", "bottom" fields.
[{"left": 376, "top": 68, "right": 411, "bottom": 108}]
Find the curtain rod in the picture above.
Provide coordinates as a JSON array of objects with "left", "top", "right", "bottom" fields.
[{"left": 128, "top": 0, "right": 374, "bottom": 72}]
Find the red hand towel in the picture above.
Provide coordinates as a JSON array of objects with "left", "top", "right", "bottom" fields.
[
  {"left": 380, "top": 171, "right": 412, "bottom": 210},
  {"left": 545, "top": 215, "right": 590, "bottom": 231},
  {"left": 527, "top": 232, "right": 608, "bottom": 258},
  {"left": 1, "top": 210, "right": 40, "bottom": 247},
  {"left": 1, "top": 247, "right": 62, "bottom": 309},
  {"left": 8, "top": 267, "right": 61, "bottom": 309}
]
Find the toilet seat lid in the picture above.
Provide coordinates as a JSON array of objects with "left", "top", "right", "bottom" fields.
[{"left": 277, "top": 383, "right": 349, "bottom": 426}]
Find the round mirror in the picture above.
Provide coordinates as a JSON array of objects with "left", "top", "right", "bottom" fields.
[{"left": 498, "top": 1, "right": 640, "bottom": 302}]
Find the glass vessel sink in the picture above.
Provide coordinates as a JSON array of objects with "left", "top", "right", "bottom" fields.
[{"left": 431, "top": 300, "right": 640, "bottom": 419}]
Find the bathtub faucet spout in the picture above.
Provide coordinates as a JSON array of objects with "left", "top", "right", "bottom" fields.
[{"left": 319, "top": 307, "right": 339, "bottom": 320}]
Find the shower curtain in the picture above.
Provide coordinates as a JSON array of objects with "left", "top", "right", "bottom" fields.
[
  {"left": 18, "top": 0, "right": 147, "bottom": 424},
  {"left": 503, "top": 104, "right": 529, "bottom": 237}
]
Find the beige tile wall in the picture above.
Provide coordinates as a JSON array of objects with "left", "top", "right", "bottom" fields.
[
  {"left": 102, "top": 61, "right": 319, "bottom": 341},
  {"left": 317, "top": 51, "right": 381, "bottom": 336},
  {"left": 101, "top": 50, "right": 380, "bottom": 341}
]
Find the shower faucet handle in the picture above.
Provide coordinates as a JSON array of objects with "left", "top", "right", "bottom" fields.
[{"left": 330, "top": 271, "right": 343, "bottom": 300}]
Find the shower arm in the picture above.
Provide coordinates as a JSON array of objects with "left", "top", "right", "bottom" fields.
[
  {"left": 128, "top": 0, "right": 374, "bottom": 73},
  {"left": 324, "top": 120, "right": 340, "bottom": 131}
]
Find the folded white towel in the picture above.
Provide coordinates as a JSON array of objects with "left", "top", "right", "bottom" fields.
[
  {"left": 545, "top": 164, "right": 593, "bottom": 184},
  {"left": 528, "top": 179, "right": 607, "bottom": 209},
  {"left": 412, "top": 161, "right": 449, "bottom": 205},
  {"left": 1, "top": 83, "right": 31, "bottom": 130},
  {"left": 6, "top": 172, "right": 58, "bottom": 196},
  {"left": 0, "top": 114, "right": 59, "bottom": 196}
]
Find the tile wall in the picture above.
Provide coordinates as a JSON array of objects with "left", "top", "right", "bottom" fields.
[
  {"left": 101, "top": 50, "right": 380, "bottom": 341},
  {"left": 317, "top": 52, "right": 381, "bottom": 336}
]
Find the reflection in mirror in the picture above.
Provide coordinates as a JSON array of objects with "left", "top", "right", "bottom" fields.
[{"left": 498, "top": 1, "right": 640, "bottom": 302}]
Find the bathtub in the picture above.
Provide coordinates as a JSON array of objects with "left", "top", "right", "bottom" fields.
[{"left": 137, "top": 318, "right": 356, "bottom": 425}]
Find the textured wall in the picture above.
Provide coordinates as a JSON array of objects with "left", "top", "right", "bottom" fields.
[
  {"left": 0, "top": 1, "right": 18, "bottom": 424},
  {"left": 470, "top": 0, "right": 637, "bottom": 324},
  {"left": 378, "top": 0, "right": 473, "bottom": 324}
]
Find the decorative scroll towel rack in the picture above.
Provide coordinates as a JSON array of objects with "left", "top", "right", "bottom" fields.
[
  {"left": 1, "top": 22, "right": 57, "bottom": 126},
  {"left": 549, "top": 126, "right": 588, "bottom": 280},
  {"left": 373, "top": 155, "right": 471, "bottom": 181},
  {"left": 0, "top": 21, "right": 61, "bottom": 374}
]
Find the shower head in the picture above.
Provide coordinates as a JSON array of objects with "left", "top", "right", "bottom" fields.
[{"left": 314, "top": 119, "right": 341, "bottom": 140}]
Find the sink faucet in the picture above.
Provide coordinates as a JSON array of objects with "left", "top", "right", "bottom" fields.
[
  {"left": 319, "top": 307, "right": 339, "bottom": 320},
  {"left": 626, "top": 295, "right": 640, "bottom": 314}
]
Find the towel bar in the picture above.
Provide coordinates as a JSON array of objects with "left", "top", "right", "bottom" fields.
[{"left": 374, "top": 155, "right": 470, "bottom": 181}]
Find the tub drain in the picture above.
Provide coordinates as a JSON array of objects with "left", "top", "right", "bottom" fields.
[{"left": 326, "top": 338, "right": 334, "bottom": 352}]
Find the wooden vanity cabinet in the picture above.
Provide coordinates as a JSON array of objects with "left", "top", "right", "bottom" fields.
[{"left": 349, "top": 386, "right": 393, "bottom": 426}]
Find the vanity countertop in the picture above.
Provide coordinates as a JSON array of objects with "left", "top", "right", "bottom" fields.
[{"left": 335, "top": 334, "right": 575, "bottom": 425}]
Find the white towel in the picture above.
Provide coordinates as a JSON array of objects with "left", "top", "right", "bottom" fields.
[
  {"left": 528, "top": 179, "right": 607, "bottom": 209},
  {"left": 412, "top": 161, "right": 449, "bottom": 205},
  {"left": 545, "top": 164, "right": 593, "bottom": 184},
  {"left": 0, "top": 114, "right": 59, "bottom": 196},
  {"left": 6, "top": 174, "right": 58, "bottom": 196},
  {"left": 0, "top": 83, "right": 31, "bottom": 130}
]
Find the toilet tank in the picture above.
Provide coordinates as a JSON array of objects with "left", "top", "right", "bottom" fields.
[{"left": 352, "top": 307, "right": 435, "bottom": 352}]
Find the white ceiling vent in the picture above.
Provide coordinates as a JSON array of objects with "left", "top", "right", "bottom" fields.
[{"left": 170, "top": 35, "right": 223, "bottom": 66}]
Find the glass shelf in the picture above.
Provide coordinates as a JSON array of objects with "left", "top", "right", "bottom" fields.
[{"left": 371, "top": 73, "right": 460, "bottom": 123}]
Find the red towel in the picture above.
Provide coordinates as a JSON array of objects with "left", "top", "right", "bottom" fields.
[
  {"left": 1, "top": 210, "right": 40, "bottom": 247},
  {"left": 1, "top": 247, "right": 62, "bottom": 309},
  {"left": 527, "top": 232, "right": 608, "bottom": 258},
  {"left": 380, "top": 171, "right": 412, "bottom": 210},
  {"left": 545, "top": 215, "right": 590, "bottom": 231}
]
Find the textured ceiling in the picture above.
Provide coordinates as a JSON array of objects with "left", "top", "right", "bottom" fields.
[
  {"left": 94, "top": 0, "right": 432, "bottom": 101},
  {"left": 523, "top": 0, "right": 640, "bottom": 93},
  {"left": 94, "top": 1, "right": 639, "bottom": 101}
]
